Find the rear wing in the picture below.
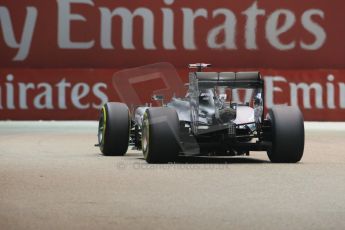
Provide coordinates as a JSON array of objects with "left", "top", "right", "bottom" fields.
[{"left": 189, "top": 71, "right": 263, "bottom": 89}]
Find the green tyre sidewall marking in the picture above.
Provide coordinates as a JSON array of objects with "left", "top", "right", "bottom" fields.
[
  {"left": 142, "top": 112, "right": 150, "bottom": 160},
  {"left": 128, "top": 110, "right": 131, "bottom": 144},
  {"left": 100, "top": 105, "right": 107, "bottom": 152}
]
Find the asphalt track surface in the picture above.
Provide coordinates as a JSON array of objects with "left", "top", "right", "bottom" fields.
[{"left": 1, "top": 122, "right": 345, "bottom": 230}]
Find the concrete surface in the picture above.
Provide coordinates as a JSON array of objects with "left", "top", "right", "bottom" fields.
[{"left": 1, "top": 122, "right": 345, "bottom": 230}]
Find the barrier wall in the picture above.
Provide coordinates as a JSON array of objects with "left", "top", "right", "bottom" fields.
[
  {"left": 0, "top": 0, "right": 344, "bottom": 120},
  {"left": 1, "top": 68, "right": 345, "bottom": 121}
]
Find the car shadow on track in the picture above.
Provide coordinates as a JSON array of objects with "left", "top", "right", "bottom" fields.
[
  {"left": 135, "top": 156, "right": 269, "bottom": 164},
  {"left": 175, "top": 156, "right": 269, "bottom": 164},
  {"left": 96, "top": 151, "right": 270, "bottom": 164}
]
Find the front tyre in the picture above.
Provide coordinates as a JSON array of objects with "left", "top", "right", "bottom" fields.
[
  {"left": 142, "top": 107, "right": 180, "bottom": 163},
  {"left": 267, "top": 106, "right": 304, "bottom": 163},
  {"left": 98, "top": 102, "right": 130, "bottom": 156}
]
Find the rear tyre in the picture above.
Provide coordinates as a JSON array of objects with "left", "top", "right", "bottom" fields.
[
  {"left": 267, "top": 106, "right": 304, "bottom": 163},
  {"left": 98, "top": 102, "right": 130, "bottom": 156},
  {"left": 142, "top": 107, "right": 180, "bottom": 163}
]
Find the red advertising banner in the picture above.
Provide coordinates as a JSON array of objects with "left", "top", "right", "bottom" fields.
[
  {"left": 0, "top": 67, "right": 345, "bottom": 121},
  {"left": 0, "top": 0, "right": 344, "bottom": 69}
]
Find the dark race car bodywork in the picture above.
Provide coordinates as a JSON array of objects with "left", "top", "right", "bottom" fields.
[{"left": 97, "top": 64, "right": 305, "bottom": 163}]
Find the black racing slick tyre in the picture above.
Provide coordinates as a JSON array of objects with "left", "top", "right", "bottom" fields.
[
  {"left": 141, "top": 107, "right": 180, "bottom": 163},
  {"left": 98, "top": 102, "right": 130, "bottom": 156},
  {"left": 267, "top": 106, "right": 305, "bottom": 163}
]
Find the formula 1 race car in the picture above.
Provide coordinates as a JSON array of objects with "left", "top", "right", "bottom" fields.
[{"left": 97, "top": 64, "right": 304, "bottom": 163}]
